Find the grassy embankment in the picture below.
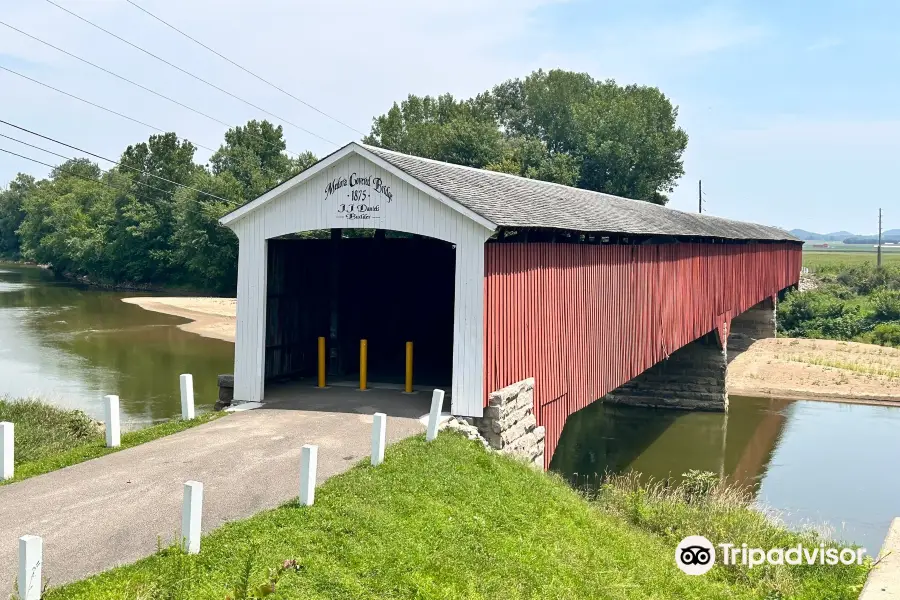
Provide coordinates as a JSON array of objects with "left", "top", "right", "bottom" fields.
[
  {"left": 50, "top": 433, "right": 867, "bottom": 600},
  {"left": 0, "top": 397, "right": 221, "bottom": 484}
]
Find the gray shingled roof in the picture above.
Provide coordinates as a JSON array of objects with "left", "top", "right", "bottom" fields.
[{"left": 362, "top": 144, "right": 798, "bottom": 242}]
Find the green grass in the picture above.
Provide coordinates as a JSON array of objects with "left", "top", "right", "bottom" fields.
[
  {"left": 49, "top": 434, "right": 867, "bottom": 600},
  {"left": 804, "top": 250, "right": 900, "bottom": 269},
  {"left": 594, "top": 472, "right": 869, "bottom": 599},
  {"left": 0, "top": 397, "right": 222, "bottom": 484}
]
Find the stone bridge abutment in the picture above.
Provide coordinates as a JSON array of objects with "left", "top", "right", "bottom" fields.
[{"left": 600, "top": 296, "right": 778, "bottom": 414}]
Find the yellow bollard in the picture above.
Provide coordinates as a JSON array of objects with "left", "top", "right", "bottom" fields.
[
  {"left": 359, "top": 339, "right": 368, "bottom": 391},
  {"left": 405, "top": 341, "right": 413, "bottom": 393},
  {"left": 317, "top": 337, "right": 326, "bottom": 388}
]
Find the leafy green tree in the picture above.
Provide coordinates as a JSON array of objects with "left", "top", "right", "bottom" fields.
[
  {"left": 168, "top": 120, "right": 317, "bottom": 291},
  {"left": 209, "top": 120, "right": 308, "bottom": 200},
  {"left": 485, "top": 137, "right": 580, "bottom": 186},
  {"left": 17, "top": 159, "right": 114, "bottom": 275},
  {"left": 6, "top": 119, "right": 317, "bottom": 291},
  {"left": 172, "top": 170, "right": 242, "bottom": 292},
  {"left": 0, "top": 173, "right": 35, "bottom": 257},
  {"left": 290, "top": 151, "right": 319, "bottom": 177},
  {"left": 50, "top": 158, "right": 102, "bottom": 181},
  {"left": 367, "top": 69, "right": 688, "bottom": 204},
  {"left": 364, "top": 93, "right": 504, "bottom": 168},
  {"left": 110, "top": 133, "right": 198, "bottom": 282},
  {"left": 492, "top": 70, "right": 688, "bottom": 203}
]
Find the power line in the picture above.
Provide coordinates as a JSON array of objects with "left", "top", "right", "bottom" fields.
[
  {"left": 0, "top": 20, "right": 311, "bottom": 159},
  {"left": 0, "top": 65, "right": 308, "bottom": 184},
  {"left": 0, "top": 145, "right": 245, "bottom": 239},
  {"left": 0, "top": 147, "right": 243, "bottom": 236},
  {"left": 43, "top": 0, "right": 337, "bottom": 146},
  {"left": 1, "top": 147, "right": 67, "bottom": 172},
  {"left": 0, "top": 146, "right": 177, "bottom": 205},
  {"left": 0, "top": 120, "right": 232, "bottom": 204},
  {"left": 125, "top": 0, "right": 366, "bottom": 137},
  {"left": 0, "top": 146, "right": 241, "bottom": 231},
  {"left": 0, "top": 64, "right": 217, "bottom": 151},
  {"left": 0, "top": 133, "right": 208, "bottom": 202}
]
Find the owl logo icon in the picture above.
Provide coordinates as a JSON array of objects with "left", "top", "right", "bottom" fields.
[{"left": 675, "top": 536, "right": 716, "bottom": 575}]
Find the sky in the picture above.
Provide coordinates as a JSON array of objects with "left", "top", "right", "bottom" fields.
[{"left": 0, "top": 0, "right": 896, "bottom": 235}]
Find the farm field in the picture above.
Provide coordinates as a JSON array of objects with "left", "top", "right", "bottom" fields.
[
  {"left": 801, "top": 240, "right": 900, "bottom": 252},
  {"left": 803, "top": 249, "right": 900, "bottom": 269}
]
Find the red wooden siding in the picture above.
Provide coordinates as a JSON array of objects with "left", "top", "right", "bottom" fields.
[{"left": 483, "top": 242, "right": 802, "bottom": 468}]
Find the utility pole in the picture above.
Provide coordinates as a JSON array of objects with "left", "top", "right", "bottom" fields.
[
  {"left": 698, "top": 180, "right": 702, "bottom": 214},
  {"left": 877, "top": 208, "right": 883, "bottom": 268}
]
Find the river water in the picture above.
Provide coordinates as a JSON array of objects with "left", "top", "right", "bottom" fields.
[
  {"left": 0, "top": 264, "right": 233, "bottom": 425},
  {"left": 2, "top": 263, "right": 897, "bottom": 551},
  {"left": 552, "top": 396, "right": 900, "bottom": 552}
]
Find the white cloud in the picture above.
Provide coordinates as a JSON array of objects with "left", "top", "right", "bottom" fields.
[
  {"left": 0, "top": 0, "right": 565, "bottom": 179},
  {"left": 5, "top": 1, "right": 883, "bottom": 233},
  {"left": 806, "top": 37, "right": 843, "bottom": 52},
  {"left": 536, "top": 5, "right": 767, "bottom": 84}
]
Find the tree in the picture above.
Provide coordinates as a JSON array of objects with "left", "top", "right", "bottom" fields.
[
  {"left": 171, "top": 120, "right": 317, "bottom": 292},
  {"left": 110, "top": 133, "right": 198, "bottom": 282},
  {"left": 485, "top": 137, "right": 581, "bottom": 186},
  {"left": 50, "top": 158, "right": 102, "bottom": 181},
  {"left": 3, "top": 119, "right": 318, "bottom": 291},
  {"left": 364, "top": 93, "right": 504, "bottom": 168},
  {"left": 367, "top": 69, "right": 689, "bottom": 204},
  {"left": 0, "top": 173, "right": 35, "bottom": 257},
  {"left": 172, "top": 170, "right": 242, "bottom": 292},
  {"left": 17, "top": 159, "right": 114, "bottom": 275},
  {"left": 210, "top": 120, "right": 301, "bottom": 200}
]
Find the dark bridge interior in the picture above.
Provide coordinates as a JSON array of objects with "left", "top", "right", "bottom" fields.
[{"left": 264, "top": 233, "right": 455, "bottom": 387}]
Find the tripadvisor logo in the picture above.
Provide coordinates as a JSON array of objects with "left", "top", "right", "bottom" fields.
[
  {"left": 676, "top": 536, "right": 716, "bottom": 575},
  {"left": 675, "top": 536, "right": 867, "bottom": 575}
]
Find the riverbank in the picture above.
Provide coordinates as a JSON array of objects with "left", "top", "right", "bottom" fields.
[
  {"left": 728, "top": 338, "right": 900, "bottom": 405},
  {"left": 47, "top": 433, "right": 867, "bottom": 599},
  {"left": 0, "top": 397, "right": 221, "bottom": 484},
  {"left": 124, "top": 296, "right": 900, "bottom": 405},
  {"left": 1, "top": 258, "right": 230, "bottom": 295},
  {"left": 122, "top": 296, "right": 237, "bottom": 343}
]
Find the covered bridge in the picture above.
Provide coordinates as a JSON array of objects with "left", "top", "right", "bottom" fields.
[{"left": 220, "top": 142, "right": 802, "bottom": 466}]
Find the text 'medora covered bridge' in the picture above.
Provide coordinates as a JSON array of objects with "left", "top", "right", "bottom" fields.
[{"left": 220, "top": 142, "right": 802, "bottom": 464}]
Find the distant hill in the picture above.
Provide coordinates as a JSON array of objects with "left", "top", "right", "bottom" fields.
[
  {"left": 790, "top": 229, "right": 820, "bottom": 239},
  {"left": 885, "top": 229, "right": 900, "bottom": 237},
  {"left": 790, "top": 229, "right": 854, "bottom": 241}
]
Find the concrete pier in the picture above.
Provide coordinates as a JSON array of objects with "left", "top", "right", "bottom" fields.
[
  {"left": 603, "top": 332, "right": 728, "bottom": 412},
  {"left": 728, "top": 297, "right": 777, "bottom": 354}
]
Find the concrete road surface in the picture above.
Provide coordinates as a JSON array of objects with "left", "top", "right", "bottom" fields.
[{"left": 0, "top": 384, "right": 430, "bottom": 590}]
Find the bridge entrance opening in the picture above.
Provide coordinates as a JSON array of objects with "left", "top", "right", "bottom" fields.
[{"left": 264, "top": 231, "right": 456, "bottom": 391}]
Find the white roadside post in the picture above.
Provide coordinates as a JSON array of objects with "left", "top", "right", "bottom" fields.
[
  {"left": 104, "top": 394, "right": 120, "bottom": 448},
  {"left": 179, "top": 374, "right": 195, "bottom": 420},
  {"left": 371, "top": 413, "right": 386, "bottom": 466},
  {"left": 1, "top": 421, "right": 13, "bottom": 480},
  {"left": 181, "top": 481, "right": 203, "bottom": 554},
  {"left": 426, "top": 389, "right": 445, "bottom": 442},
  {"left": 299, "top": 444, "right": 318, "bottom": 506},
  {"left": 18, "top": 535, "right": 42, "bottom": 600}
]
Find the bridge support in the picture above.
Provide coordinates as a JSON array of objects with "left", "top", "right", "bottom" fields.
[
  {"left": 472, "top": 378, "right": 545, "bottom": 469},
  {"left": 728, "top": 297, "right": 777, "bottom": 354},
  {"left": 603, "top": 331, "right": 728, "bottom": 412}
]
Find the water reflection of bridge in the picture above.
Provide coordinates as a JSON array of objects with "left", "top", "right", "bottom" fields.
[{"left": 550, "top": 395, "right": 792, "bottom": 492}]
